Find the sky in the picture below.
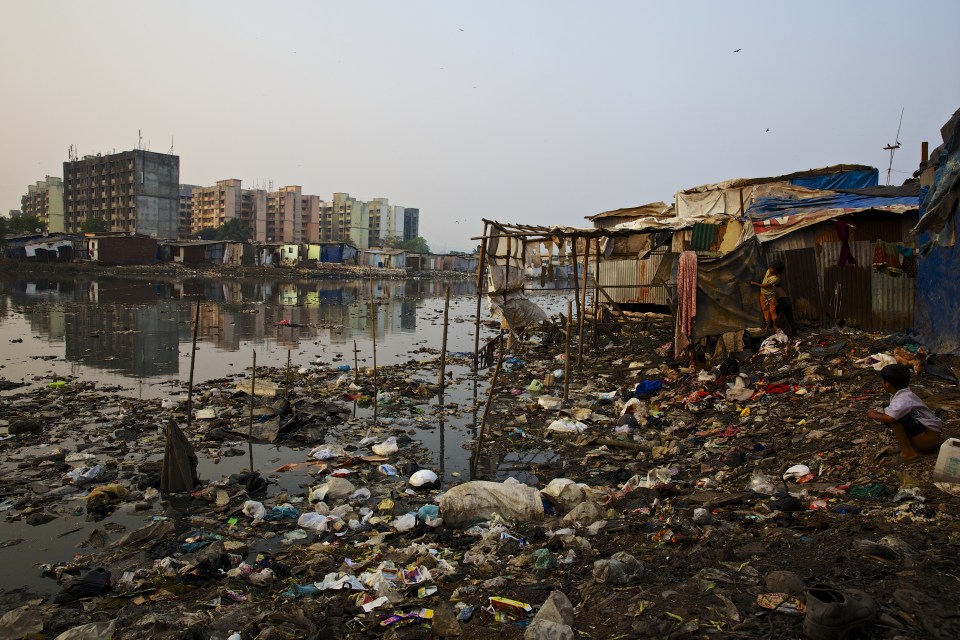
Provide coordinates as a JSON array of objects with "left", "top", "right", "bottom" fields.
[{"left": 2, "top": 1, "right": 959, "bottom": 252}]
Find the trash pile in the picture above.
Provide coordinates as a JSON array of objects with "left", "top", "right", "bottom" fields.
[{"left": 1, "top": 318, "right": 960, "bottom": 639}]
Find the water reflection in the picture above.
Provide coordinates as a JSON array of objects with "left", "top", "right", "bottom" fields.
[{"left": 0, "top": 274, "right": 477, "bottom": 394}]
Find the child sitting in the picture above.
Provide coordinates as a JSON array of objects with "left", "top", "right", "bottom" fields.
[{"left": 866, "top": 364, "right": 942, "bottom": 461}]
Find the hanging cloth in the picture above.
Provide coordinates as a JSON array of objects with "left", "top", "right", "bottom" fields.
[
  {"left": 674, "top": 251, "right": 698, "bottom": 357},
  {"left": 836, "top": 220, "right": 857, "bottom": 267}
]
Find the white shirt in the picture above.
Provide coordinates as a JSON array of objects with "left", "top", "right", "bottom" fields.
[{"left": 885, "top": 388, "right": 942, "bottom": 432}]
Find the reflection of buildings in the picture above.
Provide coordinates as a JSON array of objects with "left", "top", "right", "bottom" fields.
[{"left": 63, "top": 301, "right": 180, "bottom": 377}]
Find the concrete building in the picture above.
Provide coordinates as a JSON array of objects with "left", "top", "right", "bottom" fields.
[
  {"left": 367, "top": 198, "right": 398, "bottom": 246},
  {"left": 403, "top": 207, "right": 420, "bottom": 241},
  {"left": 189, "top": 179, "right": 264, "bottom": 240},
  {"left": 63, "top": 150, "right": 179, "bottom": 238},
  {"left": 320, "top": 192, "right": 369, "bottom": 248},
  {"left": 178, "top": 184, "right": 200, "bottom": 239},
  {"left": 20, "top": 176, "right": 65, "bottom": 233},
  {"left": 301, "top": 193, "right": 322, "bottom": 244},
  {"left": 265, "top": 185, "right": 303, "bottom": 243}
]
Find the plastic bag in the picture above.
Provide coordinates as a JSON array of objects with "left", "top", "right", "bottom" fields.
[
  {"left": 409, "top": 469, "right": 439, "bottom": 488},
  {"left": 310, "top": 477, "right": 356, "bottom": 503},
  {"left": 592, "top": 552, "right": 644, "bottom": 584},
  {"left": 527, "top": 379, "right": 544, "bottom": 394},
  {"left": 439, "top": 480, "right": 545, "bottom": 527},
  {"left": 392, "top": 513, "right": 417, "bottom": 532},
  {"left": 747, "top": 473, "right": 779, "bottom": 495},
  {"left": 547, "top": 418, "right": 587, "bottom": 434},
  {"left": 297, "top": 512, "right": 335, "bottom": 532},
  {"left": 372, "top": 437, "right": 398, "bottom": 456},
  {"left": 242, "top": 500, "right": 267, "bottom": 523}
]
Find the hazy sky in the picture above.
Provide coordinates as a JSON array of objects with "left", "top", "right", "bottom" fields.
[{"left": 2, "top": 1, "right": 959, "bottom": 251}]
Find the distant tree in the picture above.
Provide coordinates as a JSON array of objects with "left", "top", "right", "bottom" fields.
[
  {"left": 7, "top": 215, "right": 46, "bottom": 235},
  {"left": 381, "top": 234, "right": 404, "bottom": 249},
  {"left": 81, "top": 217, "right": 110, "bottom": 233},
  {"left": 196, "top": 228, "right": 218, "bottom": 240},
  {"left": 215, "top": 218, "right": 248, "bottom": 241},
  {"left": 0, "top": 216, "right": 7, "bottom": 242},
  {"left": 400, "top": 236, "right": 430, "bottom": 254}
]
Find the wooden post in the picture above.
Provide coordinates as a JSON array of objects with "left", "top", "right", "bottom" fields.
[
  {"left": 593, "top": 238, "right": 602, "bottom": 346},
  {"left": 503, "top": 236, "right": 512, "bottom": 347},
  {"left": 473, "top": 222, "right": 489, "bottom": 371},
  {"left": 248, "top": 350, "right": 256, "bottom": 474},
  {"left": 353, "top": 340, "right": 359, "bottom": 376},
  {"left": 570, "top": 238, "right": 581, "bottom": 325},
  {"left": 477, "top": 329, "right": 505, "bottom": 445},
  {"left": 578, "top": 236, "right": 591, "bottom": 366},
  {"left": 438, "top": 285, "right": 451, "bottom": 388},
  {"left": 185, "top": 293, "right": 202, "bottom": 431},
  {"left": 284, "top": 349, "right": 291, "bottom": 400},
  {"left": 369, "top": 275, "right": 378, "bottom": 425},
  {"left": 563, "top": 300, "right": 572, "bottom": 402}
]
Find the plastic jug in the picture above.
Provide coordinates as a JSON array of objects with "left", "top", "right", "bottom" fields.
[{"left": 933, "top": 438, "right": 960, "bottom": 496}]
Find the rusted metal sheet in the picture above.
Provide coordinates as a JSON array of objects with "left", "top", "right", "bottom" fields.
[
  {"left": 597, "top": 250, "right": 669, "bottom": 305},
  {"left": 769, "top": 247, "right": 823, "bottom": 322},
  {"left": 817, "top": 240, "right": 914, "bottom": 331}
]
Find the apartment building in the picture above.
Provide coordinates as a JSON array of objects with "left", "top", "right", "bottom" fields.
[
  {"left": 366, "top": 198, "right": 401, "bottom": 247},
  {"left": 178, "top": 184, "right": 200, "bottom": 238},
  {"left": 265, "top": 185, "right": 302, "bottom": 243},
  {"left": 62, "top": 150, "right": 179, "bottom": 238},
  {"left": 403, "top": 207, "right": 420, "bottom": 241},
  {"left": 318, "top": 192, "right": 369, "bottom": 248},
  {"left": 189, "top": 179, "right": 265, "bottom": 239},
  {"left": 21, "top": 176, "right": 65, "bottom": 233}
]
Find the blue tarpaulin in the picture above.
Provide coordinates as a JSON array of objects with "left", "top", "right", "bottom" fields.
[
  {"left": 747, "top": 191, "right": 918, "bottom": 221},
  {"left": 790, "top": 168, "right": 878, "bottom": 191}
]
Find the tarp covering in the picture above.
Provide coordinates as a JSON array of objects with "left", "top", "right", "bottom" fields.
[
  {"left": 675, "top": 164, "right": 877, "bottom": 219},
  {"left": 746, "top": 184, "right": 917, "bottom": 242},
  {"left": 914, "top": 109, "right": 960, "bottom": 237},
  {"left": 160, "top": 419, "right": 199, "bottom": 493},
  {"left": 789, "top": 168, "right": 878, "bottom": 191},
  {"left": 653, "top": 240, "right": 766, "bottom": 340},
  {"left": 914, "top": 107, "right": 960, "bottom": 355},
  {"left": 485, "top": 225, "right": 548, "bottom": 328}
]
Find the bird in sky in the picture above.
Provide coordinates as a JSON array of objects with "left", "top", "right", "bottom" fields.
[
  {"left": 765, "top": 128, "right": 770, "bottom": 132},
  {"left": 733, "top": 48, "right": 742, "bottom": 53}
]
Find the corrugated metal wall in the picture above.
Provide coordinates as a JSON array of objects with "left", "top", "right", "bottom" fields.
[
  {"left": 766, "top": 213, "right": 918, "bottom": 332},
  {"left": 596, "top": 247, "right": 669, "bottom": 305}
]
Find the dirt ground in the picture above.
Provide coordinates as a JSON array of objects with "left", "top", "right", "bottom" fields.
[{"left": 2, "top": 312, "right": 959, "bottom": 640}]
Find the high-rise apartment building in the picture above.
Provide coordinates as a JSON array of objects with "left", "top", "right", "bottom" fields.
[
  {"left": 21, "top": 176, "right": 65, "bottom": 233},
  {"left": 319, "top": 193, "right": 369, "bottom": 248},
  {"left": 403, "top": 207, "right": 420, "bottom": 241},
  {"left": 367, "top": 198, "right": 399, "bottom": 247},
  {"left": 63, "top": 150, "right": 179, "bottom": 238},
  {"left": 265, "top": 186, "right": 302, "bottom": 243},
  {"left": 189, "top": 179, "right": 265, "bottom": 239},
  {"left": 178, "top": 184, "right": 200, "bottom": 239}
]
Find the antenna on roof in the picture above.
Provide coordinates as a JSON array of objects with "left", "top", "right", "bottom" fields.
[
  {"left": 168, "top": 136, "right": 174, "bottom": 154},
  {"left": 883, "top": 108, "right": 904, "bottom": 186}
]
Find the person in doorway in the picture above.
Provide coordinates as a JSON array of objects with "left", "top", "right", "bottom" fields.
[
  {"left": 749, "top": 261, "right": 783, "bottom": 332},
  {"left": 775, "top": 284, "right": 798, "bottom": 336},
  {"left": 866, "top": 364, "right": 942, "bottom": 462}
]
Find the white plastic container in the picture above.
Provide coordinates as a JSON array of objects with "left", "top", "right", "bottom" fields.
[{"left": 933, "top": 437, "right": 960, "bottom": 496}]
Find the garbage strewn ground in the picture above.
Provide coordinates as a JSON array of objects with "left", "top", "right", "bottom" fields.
[{"left": 2, "top": 313, "right": 960, "bottom": 640}]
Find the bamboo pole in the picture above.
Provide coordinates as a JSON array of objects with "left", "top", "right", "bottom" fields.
[
  {"left": 593, "top": 238, "right": 602, "bottom": 346},
  {"left": 248, "top": 350, "right": 256, "bottom": 474},
  {"left": 578, "top": 237, "right": 591, "bottom": 366},
  {"left": 284, "top": 349, "right": 291, "bottom": 401},
  {"left": 369, "top": 275, "right": 378, "bottom": 425},
  {"left": 353, "top": 340, "right": 359, "bottom": 375},
  {"left": 438, "top": 285, "right": 451, "bottom": 388},
  {"left": 476, "top": 329, "right": 505, "bottom": 445},
  {"left": 563, "top": 300, "right": 572, "bottom": 402},
  {"left": 473, "top": 222, "right": 489, "bottom": 371},
  {"left": 570, "top": 239, "right": 581, "bottom": 328},
  {"left": 185, "top": 292, "right": 202, "bottom": 431}
]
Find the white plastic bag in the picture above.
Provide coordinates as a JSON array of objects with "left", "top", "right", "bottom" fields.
[
  {"left": 242, "top": 500, "right": 267, "bottom": 523},
  {"left": 409, "top": 469, "right": 439, "bottom": 487},
  {"left": 439, "top": 480, "right": 545, "bottom": 527},
  {"left": 372, "top": 437, "right": 398, "bottom": 456}
]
